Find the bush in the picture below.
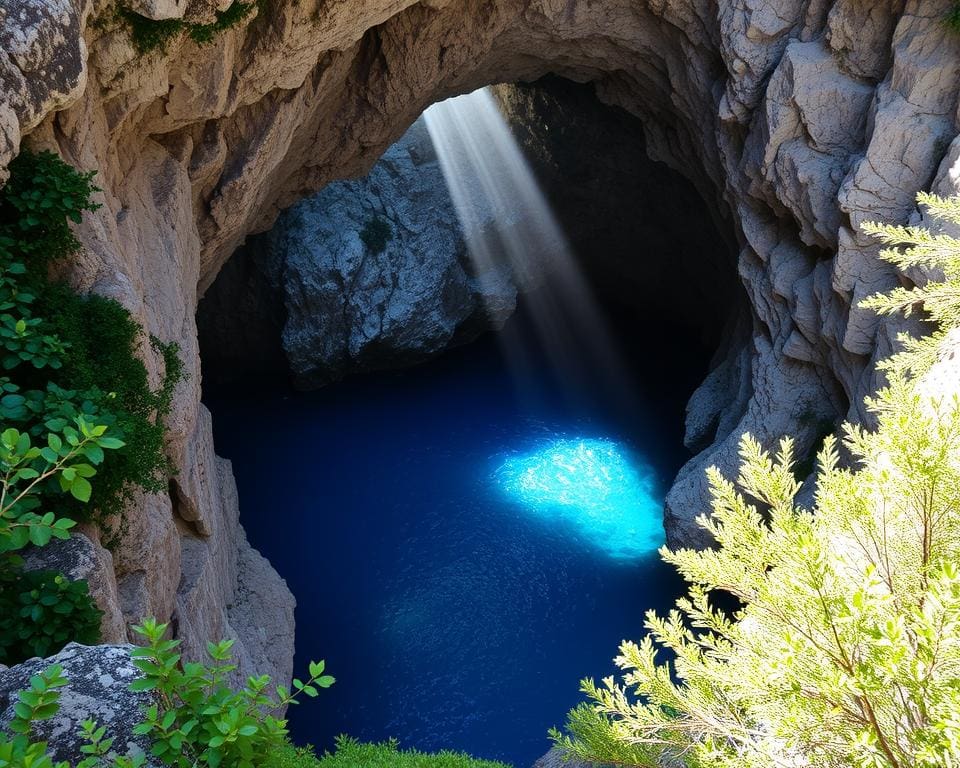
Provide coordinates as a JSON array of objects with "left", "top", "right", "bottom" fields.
[
  {"left": 0, "top": 151, "right": 100, "bottom": 267},
  {"left": 0, "top": 415, "right": 123, "bottom": 664},
  {"left": 128, "top": 619, "right": 334, "bottom": 768},
  {"left": 266, "top": 738, "right": 511, "bottom": 768},
  {"left": 360, "top": 217, "right": 392, "bottom": 254},
  {"left": 551, "top": 193, "right": 960, "bottom": 768},
  {"left": 0, "top": 149, "right": 182, "bottom": 661},
  {"left": 0, "top": 569, "right": 102, "bottom": 664},
  {"left": 0, "top": 620, "right": 332, "bottom": 768}
]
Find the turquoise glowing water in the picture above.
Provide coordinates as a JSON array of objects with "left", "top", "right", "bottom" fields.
[
  {"left": 497, "top": 438, "right": 663, "bottom": 560},
  {"left": 205, "top": 301, "right": 702, "bottom": 767}
]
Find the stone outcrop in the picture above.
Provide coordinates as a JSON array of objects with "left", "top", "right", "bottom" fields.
[
  {"left": 0, "top": 643, "right": 155, "bottom": 766},
  {"left": 196, "top": 78, "right": 741, "bottom": 390},
  {"left": 200, "top": 117, "right": 518, "bottom": 388},
  {"left": 0, "top": 0, "right": 958, "bottom": 697}
]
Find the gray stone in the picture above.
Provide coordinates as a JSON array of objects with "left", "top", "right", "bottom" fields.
[
  {"left": 0, "top": 643, "right": 157, "bottom": 766},
  {"left": 260, "top": 118, "right": 518, "bottom": 388},
  {"left": 20, "top": 532, "right": 128, "bottom": 644}
]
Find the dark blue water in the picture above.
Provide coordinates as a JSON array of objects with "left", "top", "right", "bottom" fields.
[{"left": 205, "top": 301, "right": 702, "bottom": 767}]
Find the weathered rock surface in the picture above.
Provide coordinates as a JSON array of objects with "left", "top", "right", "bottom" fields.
[
  {"left": 0, "top": 0, "right": 958, "bottom": 700},
  {"left": 203, "top": 118, "right": 517, "bottom": 388},
  {"left": 200, "top": 77, "right": 742, "bottom": 389},
  {"left": 531, "top": 748, "right": 596, "bottom": 768},
  {"left": 20, "top": 532, "right": 128, "bottom": 645},
  {"left": 0, "top": 643, "right": 155, "bottom": 766}
]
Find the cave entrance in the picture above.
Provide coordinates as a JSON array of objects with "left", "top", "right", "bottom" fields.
[{"left": 197, "top": 77, "right": 743, "bottom": 767}]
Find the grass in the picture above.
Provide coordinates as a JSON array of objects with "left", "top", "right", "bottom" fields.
[{"left": 266, "top": 738, "right": 512, "bottom": 768}]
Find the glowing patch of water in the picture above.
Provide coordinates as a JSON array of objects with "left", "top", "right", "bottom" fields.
[{"left": 496, "top": 438, "right": 665, "bottom": 560}]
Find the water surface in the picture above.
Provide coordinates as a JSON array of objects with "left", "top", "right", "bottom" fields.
[{"left": 206, "top": 300, "right": 701, "bottom": 766}]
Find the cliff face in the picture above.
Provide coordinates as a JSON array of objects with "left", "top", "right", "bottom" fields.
[
  {"left": 199, "top": 78, "right": 741, "bottom": 391},
  {"left": 199, "top": 117, "right": 518, "bottom": 389},
  {"left": 1, "top": 0, "right": 959, "bottom": 680}
]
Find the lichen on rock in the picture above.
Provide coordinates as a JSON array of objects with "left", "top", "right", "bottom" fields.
[{"left": 0, "top": 643, "right": 156, "bottom": 767}]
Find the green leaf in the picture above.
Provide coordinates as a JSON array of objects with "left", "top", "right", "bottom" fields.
[{"left": 70, "top": 476, "right": 92, "bottom": 502}]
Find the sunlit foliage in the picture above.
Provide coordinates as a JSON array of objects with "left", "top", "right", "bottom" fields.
[{"left": 552, "top": 193, "right": 960, "bottom": 768}]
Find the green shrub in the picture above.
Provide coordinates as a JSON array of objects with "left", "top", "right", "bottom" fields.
[
  {"left": 0, "top": 569, "right": 102, "bottom": 664},
  {"left": 129, "top": 619, "right": 334, "bottom": 768},
  {"left": 266, "top": 738, "right": 511, "bottom": 768},
  {"left": 0, "top": 418, "right": 124, "bottom": 555},
  {"left": 359, "top": 217, "right": 392, "bottom": 254},
  {"left": 551, "top": 193, "right": 960, "bottom": 768},
  {"left": 0, "top": 619, "right": 331, "bottom": 768},
  {"left": 0, "top": 415, "right": 122, "bottom": 664},
  {"left": 0, "top": 151, "right": 100, "bottom": 267},
  {"left": 0, "top": 149, "right": 182, "bottom": 660}
]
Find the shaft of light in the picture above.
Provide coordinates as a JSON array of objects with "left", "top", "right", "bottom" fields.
[{"left": 423, "top": 87, "right": 637, "bottom": 409}]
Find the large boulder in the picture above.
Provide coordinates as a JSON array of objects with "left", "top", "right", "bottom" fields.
[
  {"left": 0, "top": 643, "right": 155, "bottom": 766},
  {"left": 253, "top": 118, "right": 518, "bottom": 389}
]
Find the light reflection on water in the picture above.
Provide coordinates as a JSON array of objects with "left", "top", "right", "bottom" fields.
[{"left": 496, "top": 438, "right": 665, "bottom": 560}]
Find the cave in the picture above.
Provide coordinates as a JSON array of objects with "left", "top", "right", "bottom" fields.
[
  {"left": 3, "top": 0, "right": 958, "bottom": 765},
  {"left": 196, "top": 77, "right": 745, "bottom": 765}
]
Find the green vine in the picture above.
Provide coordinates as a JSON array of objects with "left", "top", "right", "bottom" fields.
[{"left": 0, "top": 149, "right": 185, "bottom": 663}]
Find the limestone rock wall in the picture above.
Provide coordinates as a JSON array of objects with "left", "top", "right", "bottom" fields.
[
  {"left": 1, "top": 0, "right": 958, "bottom": 679},
  {"left": 199, "top": 117, "right": 518, "bottom": 389}
]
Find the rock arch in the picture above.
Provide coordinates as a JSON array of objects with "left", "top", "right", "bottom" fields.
[{"left": 2, "top": 0, "right": 959, "bottom": 680}]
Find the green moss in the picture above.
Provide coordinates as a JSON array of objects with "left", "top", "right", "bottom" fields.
[
  {"left": 117, "top": 6, "right": 186, "bottom": 53},
  {"left": 34, "top": 288, "right": 179, "bottom": 532},
  {"left": 188, "top": 0, "right": 258, "bottom": 43},
  {"left": 267, "top": 739, "right": 511, "bottom": 768},
  {"left": 360, "top": 217, "right": 393, "bottom": 254},
  {"left": 948, "top": 2, "right": 960, "bottom": 32},
  {"left": 118, "top": 0, "right": 263, "bottom": 54}
]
